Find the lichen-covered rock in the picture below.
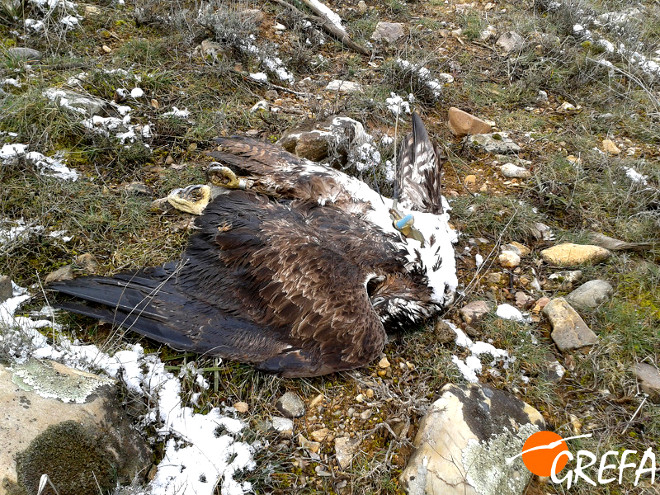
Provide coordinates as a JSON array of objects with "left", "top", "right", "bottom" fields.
[
  {"left": 543, "top": 297, "right": 598, "bottom": 351},
  {"left": 0, "top": 275, "right": 11, "bottom": 303},
  {"left": 276, "top": 391, "right": 305, "bottom": 418},
  {"left": 540, "top": 243, "right": 611, "bottom": 266},
  {"left": 400, "top": 383, "right": 544, "bottom": 495},
  {"left": 459, "top": 300, "right": 494, "bottom": 325},
  {"left": 466, "top": 132, "right": 521, "bottom": 154},
  {"left": 371, "top": 22, "right": 405, "bottom": 43},
  {"left": 0, "top": 361, "right": 151, "bottom": 495}
]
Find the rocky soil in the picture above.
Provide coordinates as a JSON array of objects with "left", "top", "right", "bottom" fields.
[{"left": 1, "top": 0, "right": 659, "bottom": 494}]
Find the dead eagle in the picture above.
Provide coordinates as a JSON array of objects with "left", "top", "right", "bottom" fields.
[{"left": 49, "top": 113, "right": 457, "bottom": 377}]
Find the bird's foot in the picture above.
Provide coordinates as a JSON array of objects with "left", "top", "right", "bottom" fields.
[
  {"left": 389, "top": 207, "right": 426, "bottom": 247},
  {"left": 208, "top": 163, "right": 251, "bottom": 190},
  {"left": 167, "top": 184, "right": 212, "bottom": 215}
]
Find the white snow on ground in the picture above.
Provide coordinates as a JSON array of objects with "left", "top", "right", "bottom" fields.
[
  {"left": 0, "top": 284, "right": 258, "bottom": 495},
  {"left": 444, "top": 320, "right": 511, "bottom": 383},
  {"left": 623, "top": 166, "right": 648, "bottom": 185},
  {"left": 307, "top": 0, "right": 346, "bottom": 35},
  {"left": 394, "top": 59, "right": 445, "bottom": 98},
  {"left": 163, "top": 106, "right": 191, "bottom": 119},
  {"left": 386, "top": 93, "right": 411, "bottom": 116},
  {"left": 1, "top": 143, "right": 79, "bottom": 180},
  {"left": 0, "top": 219, "right": 44, "bottom": 249}
]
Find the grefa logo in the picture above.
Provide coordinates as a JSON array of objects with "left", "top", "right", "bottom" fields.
[{"left": 507, "top": 431, "right": 657, "bottom": 489}]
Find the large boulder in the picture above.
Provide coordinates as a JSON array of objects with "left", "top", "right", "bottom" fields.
[
  {"left": 0, "top": 360, "right": 152, "bottom": 495},
  {"left": 400, "top": 383, "right": 544, "bottom": 495}
]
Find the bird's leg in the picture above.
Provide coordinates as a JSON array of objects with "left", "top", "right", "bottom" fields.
[
  {"left": 207, "top": 163, "right": 252, "bottom": 190},
  {"left": 389, "top": 206, "right": 426, "bottom": 247},
  {"left": 167, "top": 184, "right": 212, "bottom": 215}
]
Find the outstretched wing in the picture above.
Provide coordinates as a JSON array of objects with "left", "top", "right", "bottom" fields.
[
  {"left": 208, "top": 136, "right": 354, "bottom": 206},
  {"left": 51, "top": 191, "right": 402, "bottom": 377},
  {"left": 396, "top": 112, "right": 444, "bottom": 214}
]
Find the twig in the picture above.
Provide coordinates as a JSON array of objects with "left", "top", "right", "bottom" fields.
[{"left": 269, "top": 0, "right": 371, "bottom": 56}]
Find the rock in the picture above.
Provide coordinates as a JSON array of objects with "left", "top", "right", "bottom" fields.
[
  {"left": 0, "top": 275, "right": 12, "bottom": 303},
  {"left": 434, "top": 319, "right": 459, "bottom": 343},
  {"left": 531, "top": 222, "right": 554, "bottom": 241},
  {"left": 335, "top": 436, "right": 360, "bottom": 469},
  {"left": 499, "top": 250, "right": 521, "bottom": 268},
  {"left": 464, "top": 174, "right": 477, "bottom": 188},
  {"left": 0, "top": 361, "right": 151, "bottom": 495},
  {"left": 496, "top": 31, "right": 525, "bottom": 53},
  {"left": 543, "top": 297, "right": 598, "bottom": 351},
  {"left": 496, "top": 304, "right": 526, "bottom": 322},
  {"left": 634, "top": 363, "right": 660, "bottom": 402},
  {"left": 565, "top": 280, "right": 613, "bottom": 311},
  {"left": 310, "top": 427, "right": 332, "bottom": 442},
  {"left": 74, "top": 253, "right": 98, "bottom": 274},
  {"left": 44, "top": 265, "right": 74, "bottom": 284},
  {"left": 480, "top": 25, "right": 497, "bottom": 41},
  {"left": 588, "top": 232, "right": 654, "bottom": 252},
  {"left": 276, "top": 391, "right": 305, "bottom": 418},
  {"left": 500, "top": 162, "right": 531, "bottom": 178},
  {"left": 378, "top": 356, "right": 390, "bottom": 368},
  {"left": 536, "top": 90, "right": 549, "bottom": 103},
  {"left": 371, "top": 22, "right": 405, "bottom": 43},
  {"left": 357, "top": 0, "right": 368, "bottom": 14},
  {"left": 504, "top": 242, "right": 530, "bottom": 257},
  {"left": 44, "top": 88, "right": 106, "bottom": 117},
  {"left": 542, "top": 358, "right": 566, "bottom": 383},
  {"left": 447, "top": 107, "right": 492, "bottom": 137},
  {"left": 602, "top": 138, "right": 620, "bottom": 155},
  {"left": 531, "top": 296, "right": 550, "bottom": 314},
  {"left": 294, "top": 131, "right": 330, "bottom": 161},
  {"left": 7, "top": 47, "right": 43, "bottom": 61},
  {"left": 466, "top": 132, "right": 521, "bottom": 154},
  {"left": 515, "top": 291, "right": 535, "bottom": 309},
  {"left": 298, "top": 434, "right": 321, "bottom": 454},
  {"left": 233, "top": 401, "right": 249, "bottom": 413},
  {"left": 241, "top": 8, "right": 265, "bottom": 24},
  {"left": 459, "top": 300, "right": 493, "bottom": 325},
  {"left": 83, "top": 4, "right": 102, "bottom": 16},
  {"left": 541, "top": 243, "right": 611, "bottom": 266},
  {"left": 325, "top": 80, "right": 363, "bottom": 93},
  {"left": 546, "top": 270, "right": 583, "bottom": 290},
  {"left": 121, "top": 181, "right": 151, "bottom": 195},
  {"left": 400, "top": 383, "right": 544, "bottom": 495},
  {"left": 271, "top": 416, "right": 294, "bottom": 435}
]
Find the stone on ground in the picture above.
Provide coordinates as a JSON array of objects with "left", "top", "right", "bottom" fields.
[
  {"left": 496, "top": 31, "right": 525, "bottom": 53},
  {"left": 634, "top": 363, "right": 660, "bottom": 402},
  {"left": 540, "top": 243, "right": 611, "bottom": 266},
  {"left": 466, "top": 132, "right": 521, "bottom": 154},
  {"left": 500, "top": 162, "right": 531, "bottom": 179},
  {"left": 448, "top": 107, "right": 492, "bottom": 137},
  {"left": 7, "top": 47, "right": 43, "bottom": 61},
  {"left": 0, "top": 360, "right": 151, "bottom": 495},
  {"left": 0, "top": 275, "right": 11, "bottom": 303},
  {"left": 335, "top": 436, "right": 361, "bottom": 469},
  {"left": 543, "top": 297, "right": 598, "bottom": 351},
  {"left": 325, "top": 80, "right": 363, "bottom": 93},
  {"left": 371, "top": 22, "right": 405, "bottom": 43},
  {"left": 276, "top": 391, "right": 305, "bottom": 418},
  {"left": 565, "top": 280, "right": 613, "bottom": 311},
  {"left": 459, "top": 300, "right": 494, "bottom": 325},
  {"left": 400, "top": 383, "right": 544, "bottom": 495}
]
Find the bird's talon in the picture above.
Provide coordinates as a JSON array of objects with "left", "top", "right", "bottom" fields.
[{"left": 208, "top": 163, "right": 248, "bottom": 189}]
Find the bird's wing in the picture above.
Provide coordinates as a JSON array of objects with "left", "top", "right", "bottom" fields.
[
  {"left": 396, "top": 112, "right": 444, "bottom": 214},
  {"left": 52, "top": 191, "right": 401, "bottom": 377},
  {"left": 208, "top": 136, "right": 354, "bottom": 205}
]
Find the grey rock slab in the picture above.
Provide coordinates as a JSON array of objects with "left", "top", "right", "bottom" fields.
[
  {"left": 400, "top": 383, "right": 544, "bottom": 495},
  {"left": 7, "top": 47, "right": 43, "bottom": 61},
  {"left": 565, "top": 279, "right": 613, "bottom": 311},
  {"left": 276, "top": 391, "right": 305, "bottom": 418},
  {"left": 0, "top": 360, "right": 151, "bottom": 495},
  {"left": 459, "top": 300, "right": 494, "bottom": 325},
  {"left": 371, "top": 22, "right": 405, "bottom": 43},
  {"left": 634, "top": 363, "right": 660, "bottom": 402},
  {"left": 496, "top": 31, "right": 525, "bottom": 53},
  {"left": 543, "top": 297, "right": 598, "bottom": 351},
  {"left": 335, "top": 436, "right": 361, "bottom": 469},
  {"left": 466, "top": 132, "right": 521, "bottom": 154}
]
